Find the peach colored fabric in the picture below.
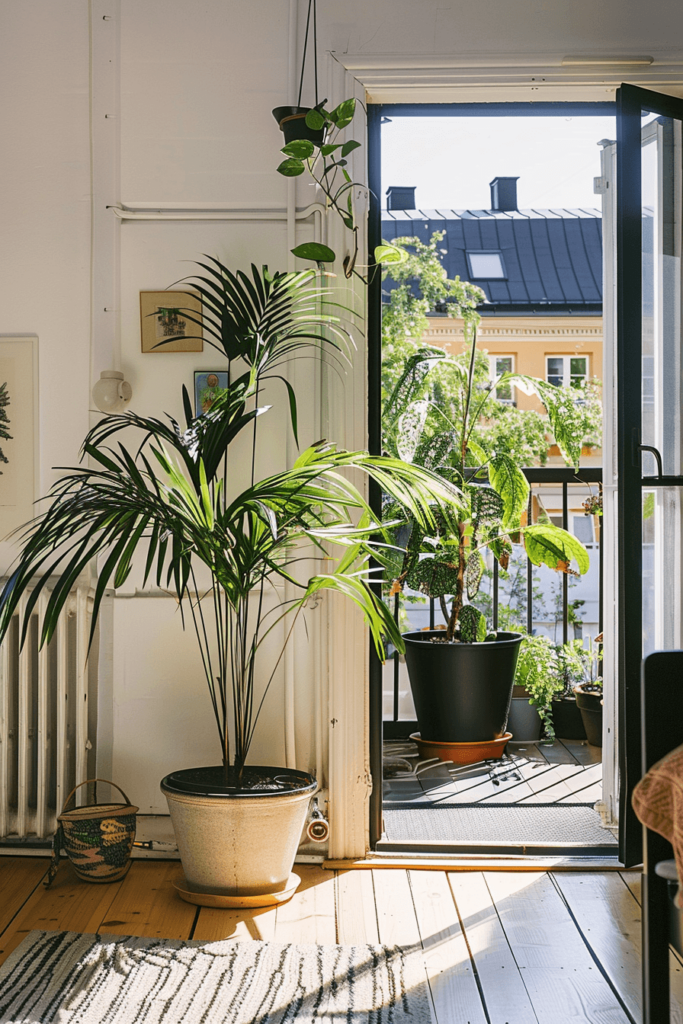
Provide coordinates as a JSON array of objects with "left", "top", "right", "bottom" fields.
[{"left": 633, "top": 743, "right": 683, "bottom": 906}]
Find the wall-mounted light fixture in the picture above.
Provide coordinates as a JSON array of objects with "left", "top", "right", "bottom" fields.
[{"left": 92, "top": 370, "right": 132, "bottom": 414}]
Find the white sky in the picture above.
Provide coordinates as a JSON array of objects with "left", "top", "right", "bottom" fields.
[{"left": 381, "top": 115, "right": 616, "bottom": 212}]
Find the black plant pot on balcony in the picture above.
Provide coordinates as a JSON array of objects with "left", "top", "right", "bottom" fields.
[
  {"left": 574, "top": 685, "right": 603, "bottom": 747},
  {"left": 551, "top": 694, "right": 587, "bottom": 740},
  {"left": 403, "top": 630, "right": 523, "bottom": 743},
  {"left": 272, "top": 106, "right": 326, "bottom": 147}
]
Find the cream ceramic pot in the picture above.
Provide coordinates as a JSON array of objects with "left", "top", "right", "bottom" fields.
[{"left": 161, "top": 765, "right": 317, "bottom": 897}]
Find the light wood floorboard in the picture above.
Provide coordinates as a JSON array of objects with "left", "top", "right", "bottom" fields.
[{"left": 5, "top": 858, "right": 683, "bottom": 1022}]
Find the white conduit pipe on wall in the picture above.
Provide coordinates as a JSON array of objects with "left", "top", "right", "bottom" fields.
[{"left": 0, "top": 584, "right": 94, "bottom": 841}]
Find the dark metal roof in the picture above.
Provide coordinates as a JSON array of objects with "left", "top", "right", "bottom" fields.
[{"left": 381, "top": 207, "right": 603, "bottom": 315}]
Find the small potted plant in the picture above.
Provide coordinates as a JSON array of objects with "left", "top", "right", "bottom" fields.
[
  {"left": 509, "top": 633, "right": 564, "bottom": 741},
  {"left": 0, "top": 260, "right": 458, "bottom": 904},
  {"left": 569, "top": 635, "right": 603, "bottom": 747}
]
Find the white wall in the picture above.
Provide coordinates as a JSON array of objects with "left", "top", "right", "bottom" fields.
[{"left": 2, "top": 0, "right": 683, "bottom": 833}]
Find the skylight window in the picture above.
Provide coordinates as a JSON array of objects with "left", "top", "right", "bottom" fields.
[{"left": 466, "top": 251, "right": 507, "bottom": 279}]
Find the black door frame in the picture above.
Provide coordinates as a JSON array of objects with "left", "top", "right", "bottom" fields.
[
  {"left": 616, "top": 83, "right": 683, "bottom": 867},
  {"left": 367, "top": 101, "right": 616, "bottom": 850}
]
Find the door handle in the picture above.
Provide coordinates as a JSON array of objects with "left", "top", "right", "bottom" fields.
[{"left": 639, "top": 444, "right": 663, "bottom": 480}]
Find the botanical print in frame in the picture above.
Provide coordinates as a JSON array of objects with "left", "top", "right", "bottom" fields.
[
  {"left": 194, "top": 371, "right": 228, "bottom": 416},
  {"left": 140, "top": 291, "right": 203, "bottom": 353}
]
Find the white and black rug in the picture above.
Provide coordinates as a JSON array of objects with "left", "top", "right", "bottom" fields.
[{"left": 0, "top": 930, "right": 433, "bottom": 1023}]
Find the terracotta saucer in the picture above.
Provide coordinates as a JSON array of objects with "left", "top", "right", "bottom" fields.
[
  {"left": 173, "top": 872, "right": 301, "bottom": 909},
  {"left": 410, "top": 732, "right": 512, "bottom": 766}
]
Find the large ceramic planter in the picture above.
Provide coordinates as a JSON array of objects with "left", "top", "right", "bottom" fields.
[
  {"left": 574, "top": 685, "right": 603, "bottom": 747},
  {"left": 403, "top": 630, "right": 523, "bottom": 743},
  {"left": 161, "top": 765, "right": 316, "bottom": 899}
]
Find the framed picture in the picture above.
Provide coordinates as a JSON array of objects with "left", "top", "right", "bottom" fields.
[
  {"left": 194, "top": 371, "right": 228, "bottom": 416},
  {"left": 140, "top": 291, "right": 203, "bottom": 353}
]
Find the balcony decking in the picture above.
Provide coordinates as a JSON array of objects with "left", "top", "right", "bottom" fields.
[
  {"left": 1, "top": 857, "right": 681, "bottom": 1022},
  {"left": 382, "top": 738, "right": 614, "bottom": 853}
]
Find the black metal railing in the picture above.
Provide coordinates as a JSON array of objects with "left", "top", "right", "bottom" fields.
[{"left": 384, "top": 466, "right": 603, "bottom": 738}]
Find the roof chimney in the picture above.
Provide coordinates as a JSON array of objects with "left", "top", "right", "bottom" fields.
[
  {"left": 489, "top": 177, "right": 519, "bottom": 212},
  {"left": 386, "top": 186, "right": 416, "bottom": 210}
]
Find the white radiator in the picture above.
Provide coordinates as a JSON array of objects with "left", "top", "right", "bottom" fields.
[{"left": 0, "top": 584, "right": 95, "bottom": 840}]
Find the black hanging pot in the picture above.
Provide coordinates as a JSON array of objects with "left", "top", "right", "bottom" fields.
[
  {"left": 403, "top": 630, "right": 523, "bottom": 743},
  {"left": 272, "top": 106, "right": 326, "bottom": 147}
]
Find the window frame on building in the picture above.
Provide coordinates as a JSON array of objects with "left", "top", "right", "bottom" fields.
[
  {"left": 466, "top": 250, "right": 507, "bottom": 280},
  {"left": 489, "top": 353, "right": 516, "bottom": 405},
  {"left": 546, "top": 354, "right": 589, "bottom": 389}
]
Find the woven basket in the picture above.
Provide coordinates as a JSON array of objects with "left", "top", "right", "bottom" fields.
[{"left": 45, "top": 779, "right": 138, "bottom": 888}]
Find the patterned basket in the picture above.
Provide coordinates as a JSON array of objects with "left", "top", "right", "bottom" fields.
[{"left": 45, "top": 779, "right": 138, "bottom": 888}]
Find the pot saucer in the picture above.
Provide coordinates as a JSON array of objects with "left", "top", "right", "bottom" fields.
[
  {"left": 410, "top": 732, "right": 512, "bottom": 766},
  {"left": 173, "top": 872, "right": 301, "bottom": 909}
]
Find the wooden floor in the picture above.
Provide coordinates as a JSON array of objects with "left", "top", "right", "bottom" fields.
[
  {"left": 1, "top": 857, "right": 682, "bottom": 1022},
  {"left": 384, "top": 738, "right": 604, "bottom": 807}
]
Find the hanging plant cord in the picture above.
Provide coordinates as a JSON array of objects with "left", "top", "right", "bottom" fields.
[{"left": 297, "top": 0, "right": 319, "bottom": 108}]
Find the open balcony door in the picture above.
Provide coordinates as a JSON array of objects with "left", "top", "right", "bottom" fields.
[{"left": 614, "top": 85, "right": 683, "bottom": 866}]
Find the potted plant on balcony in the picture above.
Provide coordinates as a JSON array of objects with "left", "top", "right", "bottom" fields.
[
  {"left": 566, "top": 635, "right": 603, "bottom": 747},
  {"left": 0, "top": 260, "right": 460, "bottom": 905},
  {"left": 382, "top": 301, "right": 591, "bottom": 765},
  {"left": 508, "top": 633, "right": 564, "bottom": 741}
]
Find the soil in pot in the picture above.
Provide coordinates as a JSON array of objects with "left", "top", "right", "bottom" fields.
[
  {"left": 507, "top": 685, "right": 543, "bottom": 741},
  {"left": 574, "top": 685, "right": 603, "bottom": 747},
  {"left": 403, "top": 630, "right": 523, "bottom": 743},
  {"left": 161, "top": 765, "right": 316, "bottom": 900},
  {"left": 551, "top": 695, "right": 587, "bottom": 740},
  {"left": 272, "top": 106, "right": 326, "bottom": 146}
]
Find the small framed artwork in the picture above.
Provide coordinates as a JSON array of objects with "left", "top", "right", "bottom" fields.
[
  {"left": 140, "top": 291, "right": 203, "bottom": 353},
  {"left": 195, "top": 371, "right": 228, "bottom": 416}
]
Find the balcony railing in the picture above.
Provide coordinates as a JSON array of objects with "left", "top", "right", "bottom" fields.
[{"left": 383, "top": 467, "right": 603, "bottom": 738}]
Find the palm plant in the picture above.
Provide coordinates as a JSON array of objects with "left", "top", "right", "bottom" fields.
[{"left": 0, "top": 260, "right": 462, "bottom": 784}]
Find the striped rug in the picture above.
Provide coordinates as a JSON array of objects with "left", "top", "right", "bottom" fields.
[{"left": 0, "top": 930, "right": 433, "bottom": 1023}]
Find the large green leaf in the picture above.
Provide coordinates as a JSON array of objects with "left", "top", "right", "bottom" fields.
[
  {"left": 522, "top": 524, "right": 590, "bottom": 575},
  {"left": 406, "top": 556, "right": 459, "bottom": 598},
  {"left": 459, "top": 604, "right": 487, "bottom": 643},
  {"left": 330, "top": 98, "right": 356, "bottom": 128},
  {"left": 489, "top": 453, "right": 529, "bottom": 531},
  {"left": 281, "top": 139, "right": 315, "bottom": 159},
  {"left": 374, "top": 243, "right": 408, "bottom": 265},
  {"left": 277, "top": 158, "right": 305, "bottom": 177},
  {"left": 305, "top": 108, "right": 326, "bottom": 130},
  {"left": 465, "top": 551, "right": 484, "bottom": 599},
  {"left": 291, "top": 242, "right": 336, "bottom": 263}
]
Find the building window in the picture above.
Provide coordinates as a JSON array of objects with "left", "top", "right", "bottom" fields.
[
  {"left": 546, "top": 355, "right": 588, "bottom": 389},
  {"left": 490, "top": 355, "right": 515, "bottom": 404},
  {"left": 466, "top": 251, "right": 507, "bottom": 279}
]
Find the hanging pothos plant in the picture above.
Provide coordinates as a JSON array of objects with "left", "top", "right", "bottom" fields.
[{"left": 276, "top": 97, "right": 405, "bottom": 279}]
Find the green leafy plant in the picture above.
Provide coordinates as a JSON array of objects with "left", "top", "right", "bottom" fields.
[
  {"left": 0, "top": 260, "right": 461, "bottom": 785},
  {"left": 276, "top": 97, "right": 406, "bottom": 276},
  {"left": 559, "top": 636, "right": 602, "bottom": 691},
  {"left": 381, "top": 246, "right": 591, "bottom": 642},
  {"left": 513, "top": 634, "right": 564, "bottom": 739}
]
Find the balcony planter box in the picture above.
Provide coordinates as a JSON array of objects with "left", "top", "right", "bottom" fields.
[
  {"left": 403, "top": 630, "right": 523, "bottom": 747},
  {"left": 507, "top": 685, "right": 543, "bottom": 741},
  {"left": 574, "top": 685, "right": 603, "bottom": 747},
  {"left": 161, "top": 766, "right": 316, "bottom": 900},
  {"left": 551, "top": 695, "right": 587, "bottom": 740},
  {"left": 272, "top": 106, "right": 326, "bottom": 146}
]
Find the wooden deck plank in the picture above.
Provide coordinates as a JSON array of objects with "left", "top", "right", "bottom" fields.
[
  {"left": 0, "top": 857, "right": 49, "bottom": 935},
  {"left": 273, "top": 864, "right": 336, "bottom": 945},
  {"left": 372, "top": 868, "right": 421, "bottom": 947},
  {"left": 98, "top": 861, "right": 195, "bottom": 940},
  {"left": 409, "top": 868, "right": 487, "bottom": 1024},
  {"left": 485, "top": 871, "right": 630, "bottom": 1023},
  {"left": 0, "top": 861, "right": 123, "bottom": 965},
  {"left": 553, "top": 871, "right": 683, "bottom": 1023},
  {"left": 335, "top": 869, "right": 380, "bottom": 945},
  {"left": 536, "top": 740, "right": 582, "bottom": 765},
  {"left": 560, "top": 739, "right": 602, "bottom": 765},
  {"left": 448, "top": 871, "right": 538, "bottom": 1024}
]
